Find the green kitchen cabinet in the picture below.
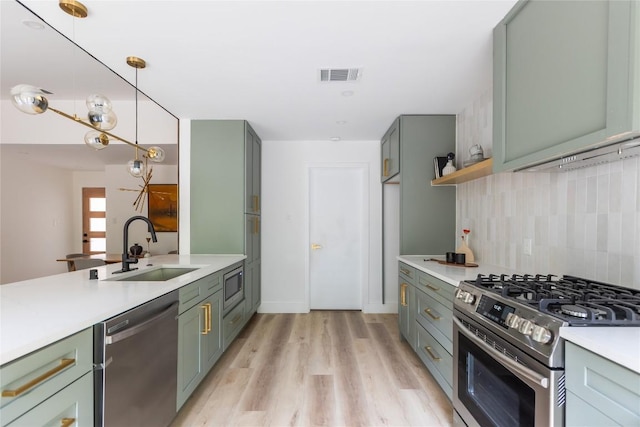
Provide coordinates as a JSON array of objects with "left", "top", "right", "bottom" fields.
[
  {"left": 565, "top": 342, "right": 640, "bottom": 427},
  {"left": 381, "top": 118, "right": 400, "bottom": 182},
  {"left": 493, "top": 0, "right": 640, "bottom": 172},
  {"left": 177, "top": 288, "right": 222, "bottom": 410},
  {"left": 0, "top": 328, "right": 93, "bottom": 427},
  {"left": 398, "top": 262, "right": 416, "bottom": 346},
  {"left": 413, "top": 271, "right": 455, "bottom": 400},
  {"left": 382, "top": 115, "right": 455, "bottom": 255},
  {"left": 191, "top": 120, "right": 261, "bottom": 318}
]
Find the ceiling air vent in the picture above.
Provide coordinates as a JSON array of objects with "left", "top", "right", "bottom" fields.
[{"left": 319, "top": 68, "right": 361, "bottom": 82}]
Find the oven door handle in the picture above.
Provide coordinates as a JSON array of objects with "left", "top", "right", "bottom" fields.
[{"left": 453, "top": 317, "right": 549, "bottom": 389}]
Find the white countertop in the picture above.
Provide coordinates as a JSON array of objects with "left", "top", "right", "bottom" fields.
[
  {"left": 560, "top": 327, "right": 640, "bottom": 374},
  {"left": 0, "top": 254, "right": 245, "bottom": 365},
  {"left": 397, "top": 255, "right": 518, "bottom": 286}
]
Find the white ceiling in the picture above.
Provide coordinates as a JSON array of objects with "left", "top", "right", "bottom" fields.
[{"left": 12, "top": 0, "right": 517, "bottom": 143}]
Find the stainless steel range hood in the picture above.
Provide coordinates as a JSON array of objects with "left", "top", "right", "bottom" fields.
[{"left": 517, "top": 135, "right": 640, "bottom": 172}]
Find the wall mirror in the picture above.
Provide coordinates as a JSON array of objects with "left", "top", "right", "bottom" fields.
[{"left": 0, "top": 0, "right": 179, "bottom": 284}]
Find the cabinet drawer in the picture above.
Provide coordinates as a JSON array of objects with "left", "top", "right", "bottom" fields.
[
  {"left": 179, "top": 272, "right": 222, "bottom": 313},
  {"left": 223, "top": 302, "right": 245, "bottom": 350},
  {"left": 566, "top": 390, "right": 618, "bottom": 427},
  {"left": 566, "top": 342, "right": 640, "bottom": 426},
  {"left": 416, "top": 323, "right": 452, "bottom": 399},
  {"left": 398, "top": 262, "right": 416, "bottom": 284},
  {"left": 417, "top": 271, "right": 455, "bottom": 305},
  {"left": 415, "top": 289, "right": 452, "bottom": 354},
  {"left": 5, "top": 372, "right": 93, "bottom": 427},
  {"left": 0, "top": 328, "right": 93, "bottom": 426}
]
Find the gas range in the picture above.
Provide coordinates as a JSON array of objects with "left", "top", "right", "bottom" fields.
[{"left": 454, "top": 274, "right": 640, "bottom": 369}]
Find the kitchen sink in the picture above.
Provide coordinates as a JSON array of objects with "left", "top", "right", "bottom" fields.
[{"left": 109, "top": 267, "right": 198, "bottom": 282}]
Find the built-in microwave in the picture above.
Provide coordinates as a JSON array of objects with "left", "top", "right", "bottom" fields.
[{"left": 223, "top": 265, "right": 244, "bottom": 312}]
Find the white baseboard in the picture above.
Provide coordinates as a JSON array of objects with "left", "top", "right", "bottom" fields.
[{"left": 257, "top": 302, "right": 398, "bottom": 314}]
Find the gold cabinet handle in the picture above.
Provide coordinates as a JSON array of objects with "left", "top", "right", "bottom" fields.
[
  {"left": 253, "top": 195, "right": 260, "bottom": 212},
  {"left": 311, "top": 243, "right": 322, "bottom": 250},
  {"left": 207, "top": 303, "right": 212, "bottom": 333},
  {"left": 399, "top": 267, "right": 410, "bottom": 276},
  {"left": 230, "top": 314, "right": 242, "bottom": 325},
  {"left": 61, "top": 418, "right": 76, "bottom": 427},
  {"left": 425, "top": 282, "right": 440, "bottom": 291},
  {"left": 424, "top": 307, "right": 441, "bottom": 320},
  {"left": 254, "top": 217, "right": 260, "bottom": 234},
  {"left": 201, "top": 304, "right": 210, "bottom": 335},
  {"left": 425, "top": 346, "right": 441, "bottom": 361},
  {"left": 2, "top": 358, "right": 75, "bottom": 397},
  {"left": 400, "top": 283, "right": 408, "bottom": 307},
  {"left": 383, "top": 158, "right": 389, "bottom": 176}
]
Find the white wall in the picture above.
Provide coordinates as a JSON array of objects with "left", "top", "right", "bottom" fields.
[
  {"left": 0, "top": 150, "right": 74, "bottom": 283},
  {"left": 260, "top": 140, "right": 389, "bottom": 313}
]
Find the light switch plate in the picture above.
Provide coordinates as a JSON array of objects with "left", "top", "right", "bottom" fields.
[{"left": 523, "top": 238, "right": 533, "bottom": 256}]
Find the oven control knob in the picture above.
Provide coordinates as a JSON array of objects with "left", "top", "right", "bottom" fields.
[
  {"left": 505, "top": 312, "right": 521, "bottom": 328},
  {"left": 532, "top": 325, "right": 553, "bottom": 344},
  {"left": 462, "top": 292, "right": 476, "bottom": 304},
  {"left": 518, "top": 319, "right": 534, "bottom": 335},
  {"left": 455, "top": 289, "right": 466, "bottom": 299}
]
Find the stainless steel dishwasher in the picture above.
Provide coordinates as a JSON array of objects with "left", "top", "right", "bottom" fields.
[{"left": 94, "top": 290, "right": 179, "bottom": 427}]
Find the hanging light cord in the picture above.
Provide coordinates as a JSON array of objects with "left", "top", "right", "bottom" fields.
[{"left": 134, "top": 66, "right": 139, "bottom": 160}]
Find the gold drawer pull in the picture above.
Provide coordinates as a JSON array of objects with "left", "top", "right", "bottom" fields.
[
  {"left": 424, "top": 307, "right": 441, "bottom": 320},
  {"left": 61, "top": 418, "right": 76, "bottom": 427},
  {"left": 400, "top": 283, "right": 408, "bottom": 307},
  {"left": 2, "top": 358, "right": 75, "bottom": 397},
  {"left": 425, "top": 282, "right": 440, "bottom": 291},
  {"left": 201, "top": 304, "right": 210, "bottom": 335},
  {"left": 425, "top": 346, "right": 441, "bottom": 361},
  {"left": 383, "top": 158, "right": 389, "bottom": 176},
  {"left": 400, "top": 268, "right": 410, "bottom": 276},
  {"left": 230, "top": 314, "right": 242, "bottom": 325}
]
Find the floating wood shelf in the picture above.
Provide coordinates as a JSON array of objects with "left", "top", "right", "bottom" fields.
[{"left": 431, "top": 158, "right": 493, "bottom": 185}]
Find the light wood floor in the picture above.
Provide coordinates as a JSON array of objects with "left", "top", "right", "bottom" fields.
[{"left": 171, "top": 311, "right": 453, "bottom": 427}]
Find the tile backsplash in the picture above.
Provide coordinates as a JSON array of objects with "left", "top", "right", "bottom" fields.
[
  {"left": 456, "top": 157, "right": 640, "bottom": 289},
  {"left": 456, "top": 89, "right": 640, "bottom": 289}
]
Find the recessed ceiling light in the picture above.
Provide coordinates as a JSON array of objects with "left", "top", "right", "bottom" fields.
[
  {"left": 22, "top": 20, "right": 45, "bottom": 30},
  {"left": 341, "top": 90, "right": 354, "bottom": 97},
  {"left": 329, "top": 137, "right": 341, "bottom": 141},
  {"left": 336, "top": 120, "right": 347, "bottom": 125}
]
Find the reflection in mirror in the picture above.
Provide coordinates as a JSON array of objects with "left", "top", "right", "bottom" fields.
[{"left": 0, "top": 1, "right": 179, "bottom": 284}]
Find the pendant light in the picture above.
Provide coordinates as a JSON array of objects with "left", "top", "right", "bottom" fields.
[
  {"left": 9, "top": 0, "right": 165, "bottom": 169},
  {"left": 126, "top": 56, "right": 146, "bottom": 178}
]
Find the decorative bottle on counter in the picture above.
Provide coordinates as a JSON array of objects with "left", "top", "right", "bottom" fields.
[{"left": 456, "top": 236, "right": 474, "bottom": 263}]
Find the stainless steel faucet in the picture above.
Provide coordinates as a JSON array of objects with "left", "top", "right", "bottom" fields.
[{"left": 114, "top": 215, "right": 157, "bottom": 274}]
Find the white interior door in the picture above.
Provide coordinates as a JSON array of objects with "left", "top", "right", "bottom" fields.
[{"left": 309, "top": 166, "right": 365, "bottom": 310}]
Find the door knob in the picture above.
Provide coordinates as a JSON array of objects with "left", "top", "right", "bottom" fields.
[{"left": 311, "top": 243, "right": 322, "bottom": 250}]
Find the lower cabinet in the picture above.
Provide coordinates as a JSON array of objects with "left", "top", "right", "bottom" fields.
[
  {"left": 223, "top": 301, "right": 246, "bottom": 351},
  {"left": 177, "top": 289, "right": 222, "bottom": 410},
  {"left": 0, "top": 328, "right": 93, "bottom": 427},
  {"left": 5, "top": 372, "right": 93, "bottom": 427},
  {"left": 398, "top": 263, "right": 455, "bottom": 400},
  {"left": 565, "top": 342, "right": 640, "bottom": 427},
  {"left": 398, "top": 262, "right": 416, "bottom": 345}
]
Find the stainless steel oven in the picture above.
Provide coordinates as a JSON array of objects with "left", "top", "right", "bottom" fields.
[
  {"left": 223, "top": 264, "right": 244, "bottom": 312},
  {"left": 452, "top": 274, "right": 640, "bottom": 427},
  {"left": 453, "top": 312, "right": 565, "bottom": 427}
]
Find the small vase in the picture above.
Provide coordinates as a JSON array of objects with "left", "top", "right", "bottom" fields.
[
  {"left": 442, "top": 159, "right": 456, "bottom": 176},
  {"left": 456, "top": 236, "right": 474, "bottom": 263},
  {"left": 130, "top": 243, "right": 143, "bottom": 257}
]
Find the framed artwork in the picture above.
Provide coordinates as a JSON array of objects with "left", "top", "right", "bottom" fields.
[{"left": 148, "top": 184, "right": 178, "bottom": 232}]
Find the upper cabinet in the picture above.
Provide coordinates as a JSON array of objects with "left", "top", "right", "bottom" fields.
[
  {"left": 493, "top": 0, "right": 640, "bottom": 172},
  {"left": 381, "top": 118, "right": 400, "bottom": 182},
  {"left": 245, "top": 125, "right": 262, "bottom": 215}
]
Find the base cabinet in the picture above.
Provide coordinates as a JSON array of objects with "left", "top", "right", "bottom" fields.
[
  {"left": 565, "top": 342, "right": 640, "bottom": 427},
  {"left": 398, "top": 262, "right": 455, "bottom": 400},
  {"left": 177, "top": 286, "right": 222, "bottom": 410},
  {"left": 0, "top": 328, "right": 93, "bottom": 427}
]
